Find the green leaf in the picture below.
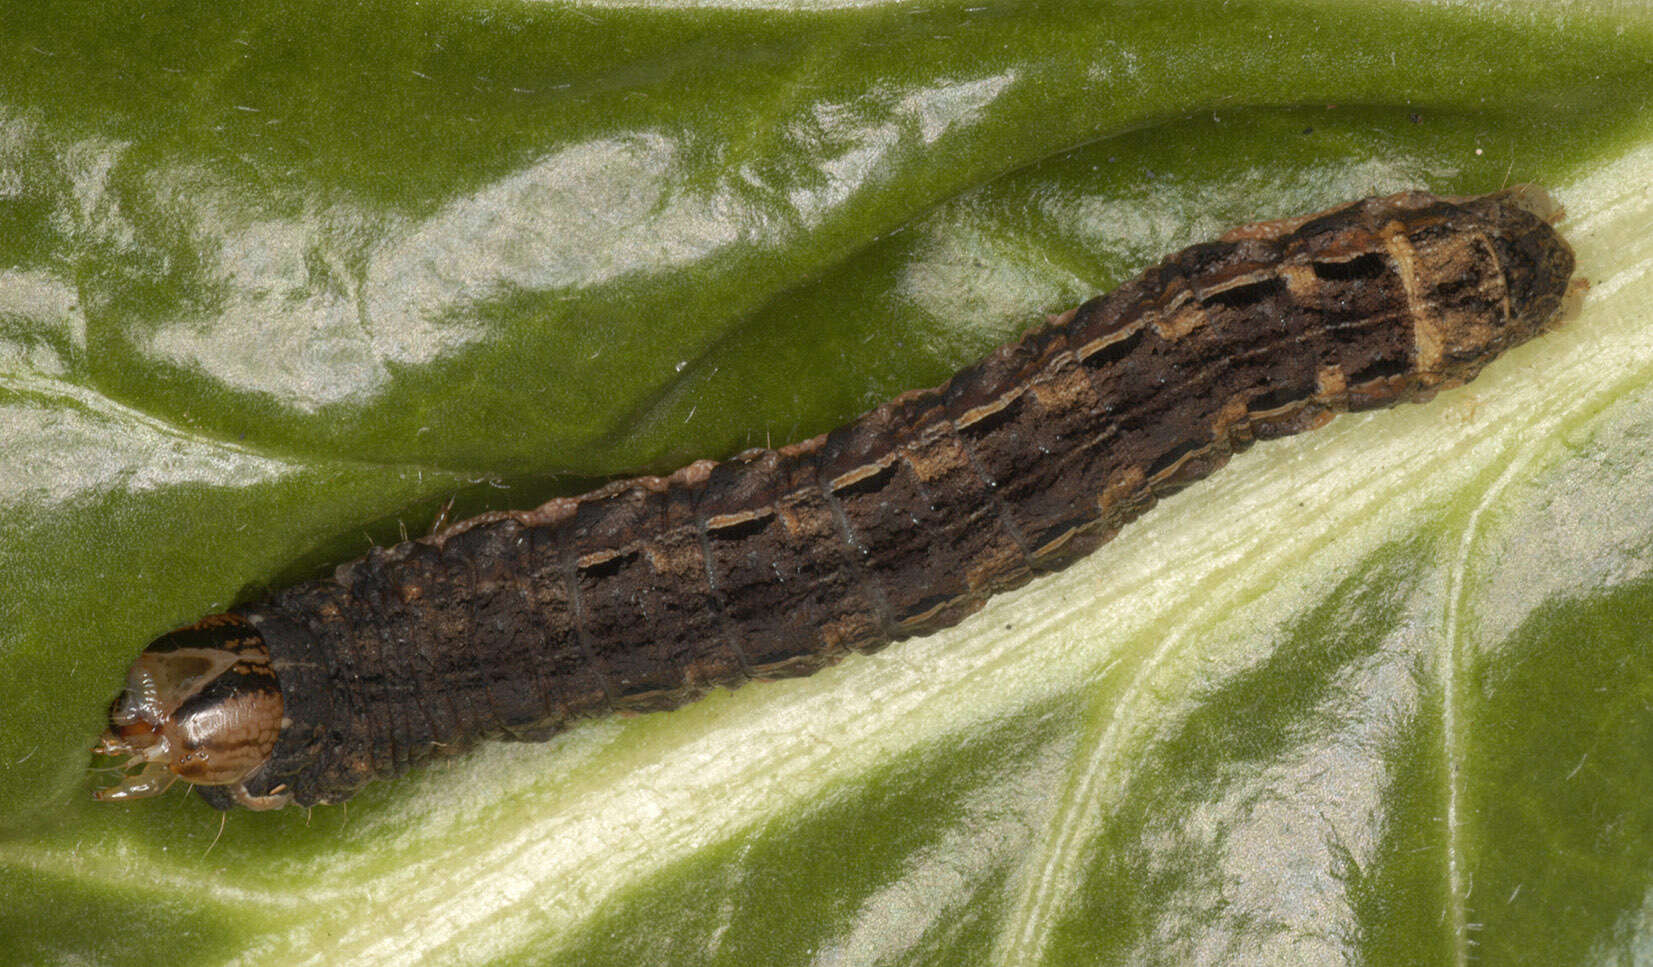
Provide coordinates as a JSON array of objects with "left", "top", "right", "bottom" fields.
[{"left": 3, "top": 0, "right": 1653, "bottom": 963}]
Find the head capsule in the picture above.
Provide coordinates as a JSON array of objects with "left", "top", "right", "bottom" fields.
[{"left": 93, "top": 614, "right": 290, "bottom": 810}]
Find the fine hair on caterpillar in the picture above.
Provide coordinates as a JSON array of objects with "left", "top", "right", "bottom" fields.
[{"left": 93, "top": 188, "right": 1578, "bottom": 811}]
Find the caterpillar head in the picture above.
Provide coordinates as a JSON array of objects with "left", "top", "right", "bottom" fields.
[{"left": 93, "top": 614, "right": 292, "bottom": 810}]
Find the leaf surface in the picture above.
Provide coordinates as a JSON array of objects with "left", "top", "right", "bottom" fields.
[{"left": 3, "top": 2, "right": 1653, "bottom": 964}]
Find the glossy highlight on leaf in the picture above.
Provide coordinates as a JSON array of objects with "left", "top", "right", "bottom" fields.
[{"left": 3, "top": 1, "right": 1653, "bottom": 964}]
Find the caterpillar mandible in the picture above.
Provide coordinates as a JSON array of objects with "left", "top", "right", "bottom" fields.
[{"left": 93, "top": 188, "right": 1577, "bottom": 810}]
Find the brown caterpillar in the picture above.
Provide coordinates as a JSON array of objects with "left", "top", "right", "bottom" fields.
[{"left": 93, "top": 188, "right": 1576, "bottom": 810}]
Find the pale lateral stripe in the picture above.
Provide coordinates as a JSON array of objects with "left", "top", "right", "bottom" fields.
[{"left": 1383, "top": 230, "right": 1445, "bottom": 373}]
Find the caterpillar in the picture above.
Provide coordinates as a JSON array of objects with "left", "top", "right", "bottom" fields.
[{"left": 93, "top": 188, "right": 1576, "bottom": 810}]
